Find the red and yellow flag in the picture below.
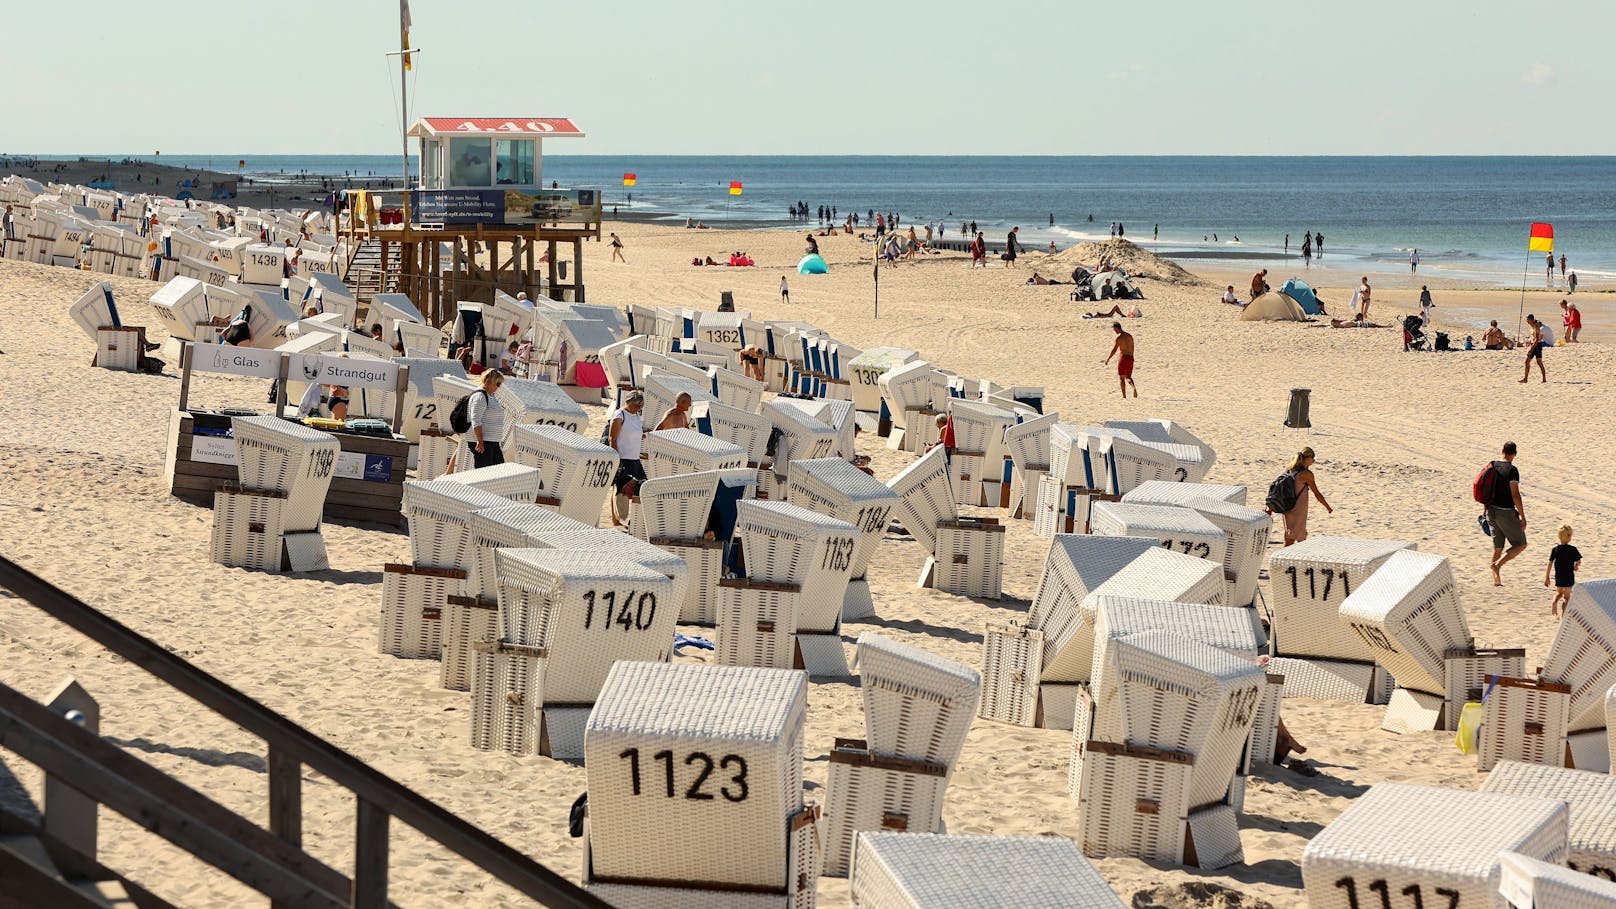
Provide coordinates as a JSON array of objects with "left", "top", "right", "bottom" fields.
[
  {"left": 729, "top": 181, "right": 743, "bottom": 196},
  {"left": 400, "top": 0, "right": 413, "bottom": 70},
  {"left": 622, "top": 173, "right": 636, "bottom": 187},
  {"left": 1528, "top": 222, "right": 1554, "bottom": 253}
]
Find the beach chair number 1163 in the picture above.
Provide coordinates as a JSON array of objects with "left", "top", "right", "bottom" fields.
[{"left": 618, "top": 748, "right": 749, "bottom": 802}]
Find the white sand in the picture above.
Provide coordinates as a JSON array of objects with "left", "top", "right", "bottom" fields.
[{"left": 0, "top": 222, "right": 1611, "bottom": 906}]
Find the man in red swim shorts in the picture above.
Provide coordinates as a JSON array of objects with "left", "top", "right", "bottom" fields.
[{"left": 1103, "top": 322, "right": 1137, "bottom": 398}]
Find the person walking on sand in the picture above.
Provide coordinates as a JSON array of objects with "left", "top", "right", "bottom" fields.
[
  {"left": 1357, "top": 276, "right": 1372, "bottom": 320},
  {"left": 1004, "top": 227, "right": 1020, "bottom": 267},
  {"left": 1314, "top": 232, "right": 1324, "bottom": 258},
  {"left": 969, "top": 231, "right": 986, "bottom": 268},
  {"left": 1485, "top": 441, "right": 1528, "bottom": 585},
  {"left": 1102, "top": 322, "right": 1137, "bottom": 398},
  {"left": 1544, "top": 524, "right": 1582, "bottom": 617},
  {"left": 780, "top": 275, "right": 790, "bottom": 304},
  {"left": 609, "top": 232, "right": 625, "bottom": 263},
  {"left": 1568, "top": 270, "right": 1578, "bottom": 294},
  {"left": 1276, "top": 447, "right": 1333, "bottom": 546},
  {"left": 1520, "top": 314, "right": 1552, "bottom": 383},
  {"left": 1410, "top": 248, "right": 1420, "bottom": 272},
  {"left": 1560, "top": 299, "right": 1581, "bottom": 342}
]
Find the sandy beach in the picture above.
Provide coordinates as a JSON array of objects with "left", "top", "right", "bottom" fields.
[{"left": 1, "top": 219, "right": 1612, "bottom": 907}]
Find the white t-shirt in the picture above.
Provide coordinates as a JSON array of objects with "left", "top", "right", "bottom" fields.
[
  {"left": 1538, "top": 323, "right": 1555, "bottom": 346},
  {"left": 611, "top": 408, "right": 644, "bottom": 459}
]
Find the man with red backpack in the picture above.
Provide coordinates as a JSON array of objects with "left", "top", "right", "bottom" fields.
[{"left": 1476, "top": 441, "right": 1528, "bottom": 586}]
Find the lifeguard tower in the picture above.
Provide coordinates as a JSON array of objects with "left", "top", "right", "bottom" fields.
[{"left": 339, "top": 117, "right": 600, "bottom": 325}]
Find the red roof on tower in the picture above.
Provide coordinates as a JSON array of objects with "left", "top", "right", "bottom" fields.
[{"left": 407, "top": 118, "right": 584, "bottom": 138}]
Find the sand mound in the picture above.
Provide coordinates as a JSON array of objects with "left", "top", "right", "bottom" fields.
[{"left": 1033, "top": 238, "right": 1204, "bottom": 286}]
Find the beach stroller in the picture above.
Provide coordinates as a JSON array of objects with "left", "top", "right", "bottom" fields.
[
  {"left": 1069, "top": 267, "right": 1095, "bottom": 302},
  {"left": 1403, "top": 314, "right": 1428, "bottom": 351}
]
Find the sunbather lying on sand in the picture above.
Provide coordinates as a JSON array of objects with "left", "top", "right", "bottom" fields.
[
  {"left": 1083, "top": 303, "right": 1142, "bottom": 319},
  {"left": 1025, "top": 272, "right": 1068, "bottom": 285},
  {"left": 1329, "top": 314, "right": 1387, "bottom": 328}
]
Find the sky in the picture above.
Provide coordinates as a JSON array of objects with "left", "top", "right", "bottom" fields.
[{"left": 5, "top": 0, "right": 1614, "bottom": 156}]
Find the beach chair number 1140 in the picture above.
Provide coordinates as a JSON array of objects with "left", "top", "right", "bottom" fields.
[
  {"left": 618, "top": 748, "right": 750, "bottom": 802},
  {"left": 582, "top": 590, "right": 658, "bottom": 631}
]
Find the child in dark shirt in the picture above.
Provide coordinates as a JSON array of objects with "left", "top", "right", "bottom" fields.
[{"left": 1544, "top": 524, "right": 1583, "bottom": 617}]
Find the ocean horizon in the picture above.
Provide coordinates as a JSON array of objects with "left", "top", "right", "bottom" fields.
[{"left": 21, "top": 153, "right": 1616, "bottom": 285}]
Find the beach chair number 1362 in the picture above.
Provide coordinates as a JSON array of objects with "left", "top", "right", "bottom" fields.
[{"left": 618, "top": 748, "right": 749, "bottom": 802}]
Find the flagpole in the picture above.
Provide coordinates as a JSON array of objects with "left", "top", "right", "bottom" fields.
[{"left": 1516, "top": 250, "right": 1531, "bottom": 344}]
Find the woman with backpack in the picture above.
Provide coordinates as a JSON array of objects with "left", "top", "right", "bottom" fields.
[
  {"left": 1275, "top": 447, "right": 1333, "bottom": 546},
  {"left": 465, "top": 370, "right": 507, "bottom": 468}
]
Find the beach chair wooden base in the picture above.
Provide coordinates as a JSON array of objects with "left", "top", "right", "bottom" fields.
[
  {"left": 93, "top": 326, "right": 146, "bottom": 372},
  {"left": 822, "top": 739, "right": 948, "bottom": 878},
  {"left": 379, "top": 563, "right": 461, "bottom": 660},
  {"left": 795, "top": 632, "right": 850, "bottom": 680},
  {"left": 1241, "top": 674, "right": 1285, "bottom": 774},
  {"left": 979, "top": 623, "right": 1043, "bottom": 727},
  {"left": 1444, "top": 647, "right": 1527, "bottom": 731},
  {"left": 1479, "top": 676, "right": 1571, "bottom": 772},
  {"left": 1499, "top": 851, "right": 1616, "bottom": 909},
  {"left": 440, "top": 594, "right": 498, "bottom": 692},
  {"left": 1266, "top": 656, "right": 1379, "bottom": 703},
  {"left": 211, "top": 486, "right": 286, "bottom": 572},
  {"left": 947, "top": 452, "right": 987, "bottom": 508},
  {"left": 655, "top": 538, "right": 725, "bottom": 626},
  {"left": 417, "top": 429, "right": 458, "bottom": 481},
  {"left": 1038, "top": 683, "right": 1083, "bottom": 732},
  {"left": 841, "top": 578, "right": 875, "bottom": 622},
  {"left": 583, "top": 807, "right": 821, "bottom": 909},
  {"left": 538, "top": 706, "right": 591, "bottom": 762},
  {"left": 470, "top": 639, "right": 546, "bottom": 755},
  {"left": 1075, "top": 740, "right": 1193, "bottom": 864},
  {"left": 1184, "top": 803, "right": 1244, "bottom": 870},
  {"left": 1566, "top": 729, "right": 1610, "bottom": 773},
  {"left": 926, "top": 518, "right": 1005, "bottom": 600},
  {"left": 282, "top": 531, "right": 328, "bottom": 572},
  {"left": 1380, "top": 687, "right": 1446, "bottom": 734},
  {"left": 717, "top": 578, "right": 802, "bottom": 670}
]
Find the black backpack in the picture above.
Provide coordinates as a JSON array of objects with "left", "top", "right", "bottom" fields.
[
  {"left": 448, "top": 390, "right": 483, "bottom": 434},
  {"left": 1265, "top": 470, "right": 1300, "bottom": 514}
]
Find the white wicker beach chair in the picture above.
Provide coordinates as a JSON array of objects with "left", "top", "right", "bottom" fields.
[
  {"left": 644, "top": 371, "right": 719, "bottom": 426},
  {"left": 926, "top": 517, "right": 1006, "bottom": 600},
  {"left": 584, "top": 661, "right": 811, "bottom": 892},
  {"left": 494, "top": 376, "right": 589, "bottom": 440},
  {"left": 1090, "top": 631, "right": 1265, "bottom": 814},
  {"left": 392, "top": 357, "right": 467, "bottom": 443},
  {"left": 506, "top": 423, "right": 619, "bottom": 525},
  {"left": 762, "top": 399, "right": 840, "bottom": 478},
  {"left": 645, "top": 428, "right": 747, "bottom": 480},
  {"left": 855, "top": 632, "right": 980, "bottom": 768},
  {"left": 1088, "top": 596, "right": 1263, "bottom": 697},
  {"left": 147, "top": 276, "right": 216, "bottom": 341},
  {"left": 439, "top": 462, "right": 545, "bottom": 505},
  {"left": 597, "top": 337, "right": 641, "bottom": 389},
  {"left": 949, "top": 399, "right": 1015, "bottom": 461},
  {"left": 879, "top": 360, "right": 948, "bottom": 448},
  {"left": 849, "top": 832, "right": 1125, "bottom": 909},
  {"left": 1123, "top": 480, "right": 1247, "bottom": 508},
  {"left": 786, "top": 457, "right": 899, "bottom": 620},
  {"left": 1336, "top": 551, "right": 1472, "bottom": 731},
  {"left": 401, "top": 478, "right": 515, "bottom": 569},
  {"left": 1242, "top": 673, "right": 1286, "bottom": 774},
  {"left": 1003, "top": 412, "right": 1059, "bottom": 519},
  {"left": 846, "top": 347, "right": 920, "bottom": 414},
  {"left": 1098, "top": 434, "right": 1179, "bottom": 495},
  {"left": 379, "top": 562, "right": 462, "bottom": 660},
  {"left": 1482, "top": 761, "right": 1616, "bottom": 879},
  {"left": 1444, "top": 647, "right": 1528, "bottom": 731},
  {"left": 1074, "top": 739, "right": 1194, "bottom": 863},
  {"left": 1302, "top": 782, "right": 1569, "bottom": 909},
  {"left": 1269, "top": 536, "right": 1415, "bottom": 662},
  {"left": 210, "top": 485, "right": 289, "bottom": 572},
  {"left": 822, "top": 739, "right": 948, "bottom": 878},
  {"left": 1090, "top": 501, "right": 1229, "bottom": 571},
  {"left": 709, "top": 364, "right": 766, "bottom": 413},
  {"left": 733, "top": 500, "right": 857, "bottom": 675},
  {"left": 370, "top": 291, "right": 426, "bottom": 326},
  {"left": 465, "top": 505, "right": 599, "bottom": 600},
  {"left": 886, "top": 446, "right": 956, "bottom": 558},
  {"left": 1543, "top": 578, "right": 1616, "bottom": 732},
  {"left": 230, "top": 416, "right": 339, "bottom": 537},
  {"left": 1478, "top": 677, "right": 1573, "bottom": 772},
  {"left": 1498, "top": 850, "right": 1616, "bottom": 909},
  {"left": 716, "top": 578, "right": 802, "bottom": 670},
  {"left": 694, "top": 400, "right": 771, "bottom": 466},
  {"left": 633, "top": 469, "right": 722, "bottom": 542}
]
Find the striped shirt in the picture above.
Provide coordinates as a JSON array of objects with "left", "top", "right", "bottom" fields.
[{"left": 466, "top": 390, "right": 506, "bottom": 443}]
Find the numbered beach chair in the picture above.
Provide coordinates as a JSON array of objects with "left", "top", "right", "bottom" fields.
[
  {"left": 147, "top": 276, "right": 218, "bottom": 343},
  {"left": 692, "top": 400, "right": 771, "bottom": 468},
  {"left": 644, "top": 427, "right": 748, "bottom": 480},
  {"left": 70, "top": 281, "right": 147, "bottom": 372},
  {"left": 391, "top": 357, "right": 466, "bottom": 444},
  {"left": 1481, "top": 761, "right": 1616, "bottom": 878},
  {"left": 879, "top": 360, "right": 948, "bottom": 452},
  {"left": 1003, "top": 412, "right": 1059, "bottom": 520},
  {"left": 475, "top": 549, "right": 674, "bottom": 759},
  {"left": 1498, "top": 850, "right": 1616, "bottom": 909},
  {"left": 785, "top": 457, "right": 901, "bottom": 620},
  {"left": 1268, "top": 536, "right": 1416, "bottom": 700},
  {"left": 370, "top": 292, "right": 426, "bottom": 326},
  {"left": 709, "top": 363, "right": 765, "bottom": 413},
  {"left": 438, "top": 462, "right": 545, "bottom": 505},
  {"left": 1089, "top": 501, "right": 1229, "bottom": 572},
  {"left": 846, "top": 346, "right": 919, "bottom": 415},
  {"left": 762, "top": 398, "right": 840, "bottom": 481},
  {"left": 643, "top": 370, "right": 718, "bottom": 426},
  {"left": 465, "top": 504, "right": 600, "bottom": 601},
  {"left": 1123, "top": 480, "right": 1247, "bottom": 508},
  {"left": 1336, "top": 551, "right": 1474, "bottom": 733},
  {"left": 1302, "top": 782, "right": 1569, "bottom": 909},
  {"left": 1477, "top": 677, "right": 1573, "bottom": 772},
  {"left": 506, "top": 424, "right": 619, "bottom": 525},
  {"left": 732, "top": 499, "right": 859, "bottom": 676},
  {"left": 212, "top": 416, "right": 340, "bottom": 572},
  {"left": 849, "top": 833, "right": 1126, "bottom": 909},
  {"left": 582, "top": 662, "right": 818, "bottom": 907},
  {"left": 1543, "top": 578, "right": 1616, "bottom": 736},
  {"left": 379, "top": 562, "right": 462, "bottom": 661},
  {"left": 1087, "top": 596, "right": 1264, "bottom": 698},
  {"left": 494, "top": 376, "right": 589, "bottom": 438}
]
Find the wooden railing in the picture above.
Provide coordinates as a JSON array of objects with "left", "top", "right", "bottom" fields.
[{"left": 0, "top": 554, "right": 609, "bottom": 909}]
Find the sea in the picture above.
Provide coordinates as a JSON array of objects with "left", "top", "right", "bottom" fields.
[{"left": 38, "top": 154, "right": 1616, "bottom": 286}]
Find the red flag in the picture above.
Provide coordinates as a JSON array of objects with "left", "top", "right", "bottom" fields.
[
  {"left": 729, "top": 182, "right": 743, "bottom": 196},
  {"left": 622, "top": 173, "right": 636, "bottom": 187},
  {"left": 1528, "top": 222, "right": 1554, "bottom": 253}
]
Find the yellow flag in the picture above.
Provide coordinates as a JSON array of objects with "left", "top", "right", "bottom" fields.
[{"left": 401, "top": 0, "right": 412, "bottom": 70}]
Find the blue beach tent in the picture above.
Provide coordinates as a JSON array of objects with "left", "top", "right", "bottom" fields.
[{"left": 1279, "top": 278, "right": 1322, "bottom": 315}]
